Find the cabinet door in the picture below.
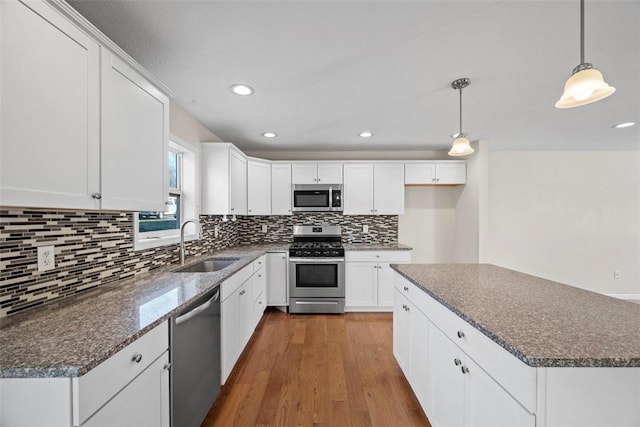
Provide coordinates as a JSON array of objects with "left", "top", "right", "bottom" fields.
[
  {"left": 429, "top": 325, "right": 465, "bottom": 427},
  {"left": 435, "top": 163, "right": 466, "bottom": 185},
  {"left": 267, "top": 252, "right": 288, "bottom": 305},
  {"left": 271, "top": 164, "right": 292, "bottom": 215},
  {"left": 374, "top": 163, "right": 404, "bottom": 214},
  {"left": 291, "top": 163, "right": 317, "bottom": 184},
  {"left": 229, "top": 148, "right": 248, "bottom": 215},
  {"left": 0, "top": 0, "right": 100, "bottom": 210},
  {"left": 247, "top": 160, "right": 271, "bottom": 215},
  {"left": 393, "top": 289, "right": 411, "bottom": 377},
  {"left": 464, "top": 357, "right": 534, "bottom": 427},
  {"left": 238, "top": 281, "right": 254, "bottom": 349},
  {"left": 410, "top": 309, "right": 431, "bottom": 415},
  {"left": 404, "top": 163, "right": 436, "bottom": 185},
  {"left": 101, "top": 51, "right": 169, "bottom": 211},
  {"left": 83, "top": 351, "right": 170, "bottom": 427},
  {"left": 345, "top": 262, "right": 378, "bottom": 307},
  {"left": 343, "top": 163, "right": 374, "bottom": 215},
  {"left": 221, "top": 290, "right": 240, "bottom": 383},
  {"left": 377, "top": 263, "right": 396, "bottom": 308},
  {"left": 317, "top": 163, "right": 343, "bottom": 184}
]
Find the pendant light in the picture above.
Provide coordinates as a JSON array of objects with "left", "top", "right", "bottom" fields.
[
  {"left": 448, "top": 78, "right": 474, "bottom": 157},
  {"left": 555, "top": 0, "right": 615, "bottom": 108}
]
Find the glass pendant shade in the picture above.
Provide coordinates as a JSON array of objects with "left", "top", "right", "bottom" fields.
[
  {"left": 556, "top": 67, "right": 615, "bottom": 108},
  {"left": 448, "top": 136, "right": 474, "bottom": 156}
]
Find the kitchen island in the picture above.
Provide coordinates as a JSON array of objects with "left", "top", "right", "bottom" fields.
[{"left": 391, "top": 263, "right": 640, "bottom": 427}]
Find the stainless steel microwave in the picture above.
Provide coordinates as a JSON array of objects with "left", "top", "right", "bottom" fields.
[{"left": 292, "top": 184, "right": 343, "bottom": 213}]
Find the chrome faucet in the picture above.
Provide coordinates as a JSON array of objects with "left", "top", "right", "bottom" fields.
[{"left": 180, "top": 219, "right": 202, "bottom": 265}]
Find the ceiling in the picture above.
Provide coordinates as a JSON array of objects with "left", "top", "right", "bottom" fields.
[{"left": 68, "top": 0, "right": 639, "bottom": 153}]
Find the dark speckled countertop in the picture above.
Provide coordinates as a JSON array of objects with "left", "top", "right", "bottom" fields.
[
  {"left": 0, "top": 244, "right": 288, "bottom": 378},
  {"left": 392, "top": 264, "right": 640, "bottom": 368}
]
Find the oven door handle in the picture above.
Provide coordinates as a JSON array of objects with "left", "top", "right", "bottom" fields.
[{"left": 289, "top": 258, "right": 345, "bottom": 263}]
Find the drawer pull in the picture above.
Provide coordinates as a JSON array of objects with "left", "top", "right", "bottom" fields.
[
  {"left": 132, "top": 353, "right": 142, "bottom": 363},
  {"left": 461, "top": 366, "right": 470, "bottom": 374},
  {"left": 454, "top": 358, "right": 462, "bottom": 366},
  {"left": 91, "top": 192, "right": 102, "bottom": 200},
  {"left": 163, "top": 363, "right": 171, "bottom": 371},
  {"left": 457, "top": 330, "right": 466, "bottom": 339},
  {"left": 403, "top": 286, "right": 409, "bottom": 292}
]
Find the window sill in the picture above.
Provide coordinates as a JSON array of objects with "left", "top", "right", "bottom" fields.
[{"left": 134, "top": 233, "right": 199, "bottom": 251}]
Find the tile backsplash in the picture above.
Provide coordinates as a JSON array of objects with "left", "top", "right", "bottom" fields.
[{"left": 0, "top": 208, "right": 397, "bottom": 317}]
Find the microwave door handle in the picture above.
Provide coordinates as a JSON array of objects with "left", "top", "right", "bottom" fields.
[{"left": 329, "top": 186, "right": 332, "bottom": 209}]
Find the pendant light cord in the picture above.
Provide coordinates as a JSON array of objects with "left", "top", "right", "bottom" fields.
[
  {"left": 580, "top": 0, "right": 585, "bottom": 64},
  {"left": 459, "top": 87, "right": 463, "bottom": 136}
]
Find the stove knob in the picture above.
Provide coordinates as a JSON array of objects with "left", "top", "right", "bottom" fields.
[
  {"left": 314, "top": 250, "right": 322, "bottom": 257},
  {"left": 303, "top": 250, "right": 311, "bottom": 256}
]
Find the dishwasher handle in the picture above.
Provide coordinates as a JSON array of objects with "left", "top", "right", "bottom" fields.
[{"left": 175, "top": 289, "right": 220, "bottom": 326}]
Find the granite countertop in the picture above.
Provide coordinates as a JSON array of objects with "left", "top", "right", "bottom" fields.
[
  {"left": 392, "top": 264, "right": 640, "bottom": 368},
  {"left": 0, "top": 244, "right": 289, "bottom": 379},
  {"left": 344, "top": 243, "right": 412, "bottom": 251}
]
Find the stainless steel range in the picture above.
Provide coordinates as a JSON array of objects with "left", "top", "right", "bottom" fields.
[{"left": 289, "top": 225, "right": 345, "bottom": 314}]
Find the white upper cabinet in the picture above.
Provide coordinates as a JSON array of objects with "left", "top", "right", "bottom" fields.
[
  {"left": 0, "top": 0, "right": 170, "bottom": 211},
  {"left": 343, "top": 163, "right": 404, "bottom": 215},
  {"left": 271, "top": 163, "right": 292, "bottom": 215},
  {"left": 405, "top": 161, "right": 466, "bottom": 185},
  {"left": 100, "top": 51, "right": 169, "bottom": 211},
  {"left": 292, "top": 162, "right": 343, "bottom": 184},
  {"left": 247, "top": 158, "right": 271, "bottom": 215},
  {"left": 0, "top": 0, "right": 100, "bottom": 209},
  {"left": 201, "top": 143, "right": 248, "bottom": 215}
]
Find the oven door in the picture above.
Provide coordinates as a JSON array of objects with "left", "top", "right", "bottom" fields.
[{"left": 289, "top": 258, "right": 345, "bottom": 298}]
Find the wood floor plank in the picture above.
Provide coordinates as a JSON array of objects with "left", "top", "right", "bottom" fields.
[{"left": 202, "top": 309, "right": 431, "bottom": 427}]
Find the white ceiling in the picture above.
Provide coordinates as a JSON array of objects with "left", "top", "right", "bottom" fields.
[{"left": 68, "top": 0, "right": 639, "bottom": 153}]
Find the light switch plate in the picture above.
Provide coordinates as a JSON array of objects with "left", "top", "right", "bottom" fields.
[
  {"left": 37, "top": 245, "right": 55, "bottom": 272},
  {"left": 363, "top": 225, "right": 369, "bottom": 233},
  {"left": 262, "top": 225, "right": 268, "bottom": 233}
]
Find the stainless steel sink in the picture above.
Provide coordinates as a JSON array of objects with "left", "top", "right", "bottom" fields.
[{"left": 173, "top": 257, "right": 241, "bottom": 273}]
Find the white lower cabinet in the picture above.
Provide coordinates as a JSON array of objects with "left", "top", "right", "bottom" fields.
[
  {"left": 345, "top": 250, "right": 411, "bottom": 311},
  {"left": 0, "top": 321, "right": 169, "bottom": 427},
  {"left": 221, "top": 255, "right": 267, "bottom": 383},
  {"left": 266, "top": 251, "right": 288, "bottom": 306},
  {"left": 394, "top": 274, "right": 535, "bottom": 427},
  {"left": 82, "top": 351, "right": 170, "bottom": 427}
]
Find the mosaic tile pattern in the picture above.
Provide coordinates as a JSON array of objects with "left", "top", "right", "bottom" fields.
[
  {"left": 237, "top": 214, "right": 398, "bottom": 245},
  {"left": 0, "top": 208, "right": 397, "bottom": 317}
]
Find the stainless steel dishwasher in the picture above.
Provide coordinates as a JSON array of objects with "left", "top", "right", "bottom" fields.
[{"left": 170, "top": 288, "right": 221, "bottom": 427}]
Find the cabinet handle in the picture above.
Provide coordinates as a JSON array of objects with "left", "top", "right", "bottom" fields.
[
  {"left": 404, "top": 305, "right": 410, "bottom": 312},
  {"left": 436, "top": 178, "right": 440, "bottom": 183},
  {"left": 91, "top": 193, "right": 102, "bottom": 200},
  {"left": 457, "top": 330, "right": 465, "bottom": 339},
  {"left": 240, "top": 290, "right": 246, "bottom": 296},
  {"left": 403, "top": 286, "right": 409, "bottom": 292},
  {"left": 132, "top": 353, "right": 142, "bottom": 363},
  {"left": 432, "top": 178, "right": 436, "bottom": 182},
  {"left": 258, "top": 274, "right": 262, "bottom": 277},
  {"left": 453, "top": 358, "right": 462, "bottom": 366},
  {"left": 163, "top": 363, "right": 171, "bottom": 371},
  {"left": 461, "top": 366, "right": 470, "bottom": 374},
  {"left": 231, "top": 208, "right": 235, "bottom": 212},
  {"left": 249, "top": 209, "right": 252, "bottom": 213}
]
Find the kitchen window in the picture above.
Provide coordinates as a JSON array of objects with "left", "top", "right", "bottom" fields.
[{"left": 134, "top": 136, "right": 200, "bottom": 250}]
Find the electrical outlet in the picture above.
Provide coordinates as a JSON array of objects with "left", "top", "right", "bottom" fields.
[
  {"left": 214, "top": 225, "right": 220, "bottom": 238},
  {"left": 37, "top": 245, "right": 55, "bottom": 272},
  {"left": 362, "top": 225, "right": 369, "bottom": 233},
  {"left": 613, "top": 270, "right": 621, "bottom": 279},
  {"left": 262, "top": 224, "right": 268, "bottom": 233}
]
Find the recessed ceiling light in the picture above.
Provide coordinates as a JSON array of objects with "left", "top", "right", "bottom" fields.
[
  {"left": 359, "top": 131, "right": 373, "bottom": 138},
  {"left": 613, "top": 121, "right": 637, "bottom": 129},
  {"left": 229, "top": 84, "right": 254, "bottom": 96},
  {"left": 262, "top": 132, "right": 277, "bottom": 138}
]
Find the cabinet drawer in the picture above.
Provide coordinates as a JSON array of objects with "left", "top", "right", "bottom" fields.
[
  {"left": 394, "top": 274, "right": 436, "bottom": 317},
  {"left": 221, "top": 262, "right": 253, "bottom": 301},
  {"left": 346, "top": 250, "right": 411, "bottom": 263},
  {"left": 72, "top": 321, "right": 169, "bottom": 426}
]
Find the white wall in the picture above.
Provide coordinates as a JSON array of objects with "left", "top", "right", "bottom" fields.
[
  {"left": 170, "top": 102, "right": 221, "bottom": 145},
  {"left": 399, "top": 186, "right": 461, "bottom": 263},
  {"left": 485, "top": 150, "right": 640, "bottom": 297}
]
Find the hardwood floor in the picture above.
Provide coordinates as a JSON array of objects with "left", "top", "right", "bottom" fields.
[{"left": 202, "top": 308, "right": 430, "bottom": 427}]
